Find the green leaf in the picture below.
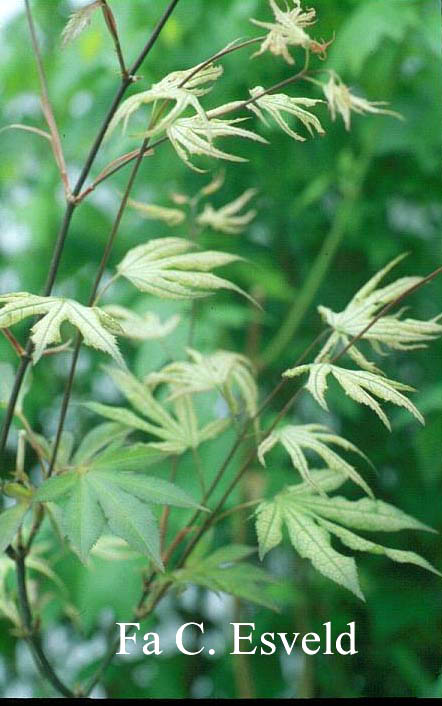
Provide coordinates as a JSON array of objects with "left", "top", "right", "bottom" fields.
[
  {"left": 93, "top": 469, "right": 203, "bottom": 510},
  {"left": 72, "top": 423, "right": 129, "bottom": 465},
  {"left": 174, "top": 544, "right": 278, "bottom": 610},
  {"left": 329, "top": 0, "right": 419, "bottom": 75},
  {"left": 33, "top": 472, "right": 78, "bottom": 503},
  {"left": 0, "top": 363, "right": 31, "bottom": 413},
  {"left": 87, "top": 476, "right": 163, "bottom": 569},
  {"left": 0, "top": 503, "right": 29, "bottom": 553},
  {"left": 33, "top": 439, "right": 200, "bottom": 562},
  {"left": 201, "top": 544, "right": 257, "bottom": 566},
  {"left": 90, "top": 445, "right": 174, "bottom": 472},
  {"left": 63, "top": 475, "right": 105, "bottom": 563}
]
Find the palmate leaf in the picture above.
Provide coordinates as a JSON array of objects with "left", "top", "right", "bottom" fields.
[
  {"left": 167, "top": 112, "right": 267, "bottom": 172},
  {"left": 116, "top": 237, "right": 253, "bottom": 302},
  {"left": 251, "top": 0, "right": 317, "bottom": 65},
  {"left": 107, "top": 62, "right": 223, "bottom": 140},
  {"left": 86, "top": 366, "right": 229, "bottom": 455},
  {"left": 33, "top": 446, "right": 202, "bottom": 565},
  {"left": 127, "top": 199, "right": 186, "bottom": 227},
  {"left": 0, "top": 292, "right": 124, "bottom": 366},
  {"left": 316, "top": 254, "right": 442, "bottom": 371},
  {"left": 258, "top": 424, "right": 372, "bottom": 496},
  {"left": 322, "top": 70, "right": 402, "bottom": 131},
  {"left": 248, "top": 88, "right": 325, "bottom": 142},
  {"left": 102, "top": 305, "right": 180, "bottom": 341},
  {"left": 173, "top": 544, "right": 278, "bottom": 611},
  {"left": 147, "top": 348, "right": 258, "bottom": 422},
  {"left": 197, "top": 188, "right": 258, "bottom": 235},
  {"left": 0, "top": 502, "right": 30, "bottom": 554},
  {"left": 255, "top": 472, "right": 439, "bottom": 600},
  {"left": 72, "top": 422, "right": 130, "bottom": 465},
  {"left": 283, "top": 363, "right": 424, "bottom": 430}
]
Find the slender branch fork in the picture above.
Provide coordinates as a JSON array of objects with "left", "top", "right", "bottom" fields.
[
  {"left": 0, "top": 0, "right": 183, "bottom": 698},
  {"left": 83, "top": 265, "right": 442, "bottom": 694},
  {"left": 3, "top": 1, "right": 441, "bottom": 698},
  {"left": 0, "top": 0, "right": 182, "bottom": 461},
  {"left": 48, "top": 41, "right": 312, "bottom": 475},
  {"left": 164, "top": 264, "right": 442, "bottom": 574}
]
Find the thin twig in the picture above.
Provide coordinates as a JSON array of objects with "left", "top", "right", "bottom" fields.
[
  {"left": 159, "top": 456, "right": 179, "bottom": 552},
  {"left": 100, "top": 0, "right": 128, "bottom": 79},
  {"left": 0, "top": 0, "right": 183, "bottom": 463},
  {"left": 24, "top": 0, "right": 72, "bottom": 201},
  {"left": 47, "top": 135, "right": 150, "bottom": 476},
  {"left": 2, "top": 329, "right": 24, "bottom": 357},
  {"left": 14, "top": 550, "right": 75, "bottom": 698},
  {"left": 177, "top": 265, "right": 442, "bottom": 564},
  {"left": 76, "top": 57, "right": 311, "bottom": 198}
]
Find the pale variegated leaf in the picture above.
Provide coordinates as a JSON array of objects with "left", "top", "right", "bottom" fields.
[
  {"left": 297, "top": 494, "right": 434, "bottom": 533},
  {"left": 88, "top": 366, "right": 230, "bottom": 453},
  {"left": 283, "top": 363, "right": 424, "bottom": 429},
  {"left": 255, "top": 501, "right": 283, "bottom": 560},
  {"left": 116, "top": 237, "right": 253, "bottom": 302},
  {"left": 251, "top": 0, "right": 317, "bottom": 65},
  {"left": 318, "top": 518, "right": 441, "bottom": 576},
  {"left": 127, "top": 198, "right": 186, "bottom": 226},
  {"left": 288, "top": 469, "right": 348, "bottom": 496},
  {"left": 167, "top": 113, "right": 267, "bottom": 172},
  {"left": 103, "top": 305, "right": 180, "bottom": 341},
  {"left": 258, "top": 424, "right": 372, "bottom": 496},
  {"left": 316, "top": 254, "right": 442, "bottom": 371},
  {"left": 255, "top": 481, "right": 437, "bottom": 599},
  {"left": 0, "top": 292, "right": 124, "bottom": 366},
  {"left": 106, "top": 62, "right": 222, "bottom": 140},
  {"left": 200, "top": 170, "right": 225, "bottom": 196},
  {"left": 323, "top": 70, "right": 403, "bottom": 131},
  {"left": 248, "top": 87, "right": 324, "bottom": 142},
  {"left": 284, "top": 505, "right": 364, "bottom": 599},
  {"left": 84, "top": 402, "right": 170, "bottom": 439},
  {"left": 147, "top": 348, "right": 258, "bottom": 421},
  {"left": 197, "top": 188, "right": 257, "bottom": 234}
]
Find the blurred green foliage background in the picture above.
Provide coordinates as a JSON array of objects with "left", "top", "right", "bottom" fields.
[{"left": 0, "top": 0, "right": 441, "bottom": 698}]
